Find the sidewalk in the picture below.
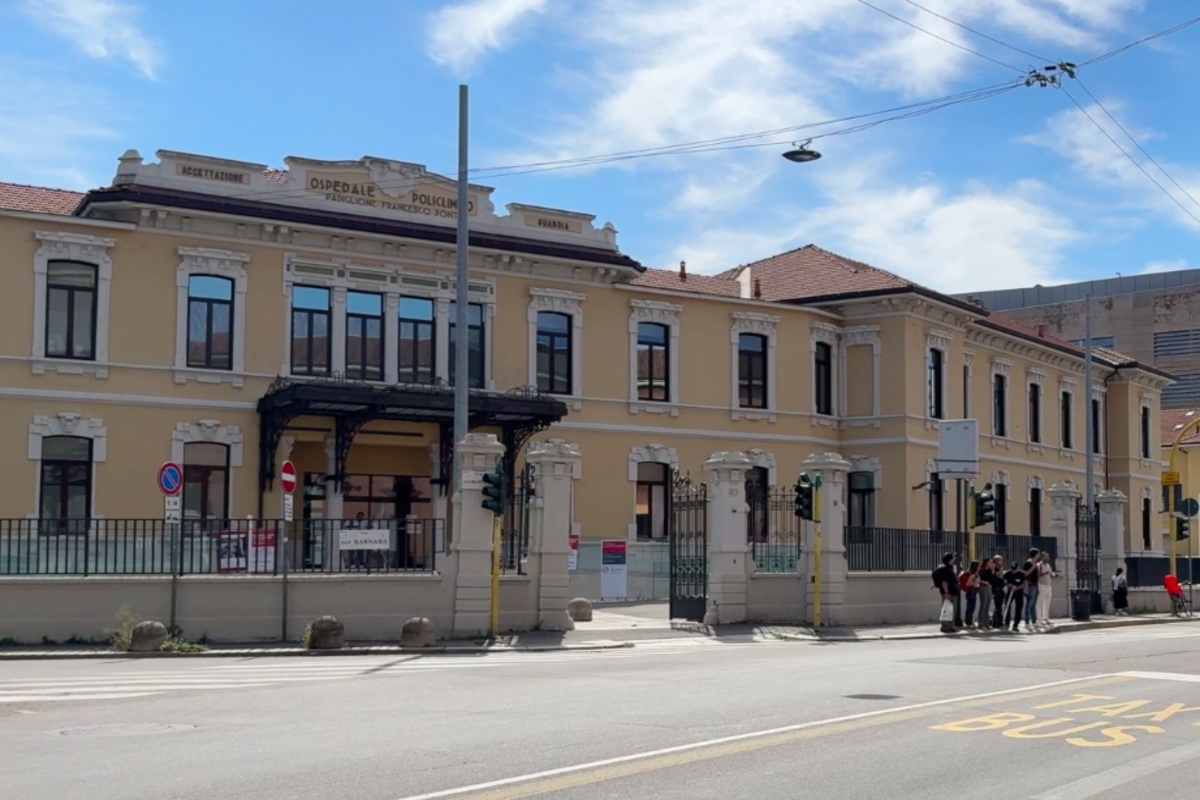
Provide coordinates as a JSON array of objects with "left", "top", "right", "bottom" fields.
[{"left": 764, "top": 612, "right": 1192, "bottom": 642}]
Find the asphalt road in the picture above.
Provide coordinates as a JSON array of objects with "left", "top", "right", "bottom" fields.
[{"left": 5, "top": 625, "right": 1200, "bottom": 800}]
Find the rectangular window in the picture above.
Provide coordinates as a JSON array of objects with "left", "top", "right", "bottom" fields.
[
  {"left": 1142, "top": 497, "right": 1152, "bottom": 550},
  {"left": 1153, "top": 329, "right": 1200, "bottom": 358},
  {"left": 636, "top": 322, "right": 671, "bottom": 402},
  {"left": 449, "top": 301, "right": 486, "bottom": 389},
  {"left": 1028, "top": 383, "right": 1041, "bottom": 443},
  {"left": 929, "top": 476, "right": 944, "bottom": 532},
  {"left": 738, "top": 333, "right": 768, "bottom": 409},
  {"left": 182, "top": 442, "right": 230, "bottom": 522},
  {"left": 398, "top": 297, "right": 436, "bottom": 384},
  {"left": 346, "top": 291, "right": 384, "bottom": 381},
  {"left": 186, "top": 275, "right": 234, "bottom": 370},
  {"left": 815, "top": 341, "right": 833, "bottom": 415},
  {"left": 1060, "top": 390, "right": 1073, "bottom": 449},
  {"left": 536, "top": 311, "right": 573, "bottom": 395},
  {"left": 1141, "top": 406, "right": 1151, "bottom": 459},
  {"left": 1029, "top": 487, "right": 1042, "bottom": 537},
  {"left": 995, "top": 483, "right": 1008, "bottom": 535},
  {"left": 848, "top": 471, "right": 876, "bottom": 528},
  {"left": 1092, "top": 397, "right": 1103, "bottom": 454},
  {"left": 290, "top": 285, "right": 331, "bottom": 376},
  {"left": 962, "top": 364, "right": 970, "bottom": 417},
  {"left": 635, "top": 462, "right": 668, "bottom": 540},
  {"left": 39, "top": 436, "right": 92, "bottom": 534},
  {"left": 927, "top": 348, "right": 944, "bottom": 419},
  {"left": 993, "top": 374, "right": 1007, "bottom": 437},
  {"left": 45, "top": 261, "right": 97, "bottom": 360}
]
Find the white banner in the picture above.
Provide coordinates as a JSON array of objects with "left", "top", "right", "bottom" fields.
[{"left": 338, "top": 528, "right": 391, "bottom": 551}]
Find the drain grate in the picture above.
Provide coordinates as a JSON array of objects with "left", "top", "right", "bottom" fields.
[
  {"left": 843, "top": 694, "right": 901, "bottom": 701},
  {"left": 54, "top": 723, "right": 197, "bottom": 737}
]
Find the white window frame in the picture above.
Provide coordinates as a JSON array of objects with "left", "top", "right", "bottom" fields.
[
  {"left": 925, "top": 328, "right": 951, "bottom": 430},
  {"left": 745, "top": 448, "right": 778, "bottom": 486},
  {"left": 628, "top": 299, "right": 682, "bottom": 416},
  {"left": 990, "top": 357, "right": 1012, "bottom": 446},
  {"left": 812, "top": 322, "right": 839, "bottom": 424},
  {"left": 282, "top": 257, "right": 496, "bottom": 388},
  {"left": 32, "top": 231, "right": 116, "bottom": 379},
  {"left": 176, "top": 246, "right": 251, "bottom": 387},
  {"left": 27, "top": 412, "right": 108, "bottom": 521},
  {"left": 528, "top": 287, "right": 585, "bottom": 410},
  {"left": 172, "top": 420, "right": 245, "bottom": 517},
  {"left": 1091, "top": 384, "right": 1107, "bottom": 456},
  {"left": 628, "top": 444, "right": 679, "bottom": 542},
  {"left": 731, "top": 311, "right": 779, "bottom": 422},
  {"left": 1139, "top": 393, "right": 1156, "bottom": 468},
  {"left": 1027, "top": 368, "right": 1046, "bottom": 453},
  {"left": 1058, "top": 377, "right": 1077, "bottom": 460}
]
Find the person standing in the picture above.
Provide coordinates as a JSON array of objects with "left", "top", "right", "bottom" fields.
[
  {"left": 989, "top": 556, "right": 1008, "bottom": 628},
  {"left": 977, "top": 558, "right": 995, "bottom": 629},
  {"left": 961, "top": 560, "right": 981, "bottom": 629},
  {"left": 1003, "top": 559, "right": 1028, "bottom": 632},
  {"left": 1035, "top": 552, "right": 1061, "bottom": 629},
  {"left": 1024, "top": 548, "right": 1041, "bottom": 631},
  {"left": 933, "top": 553, "right": 959, "bottom": 634},
  {"left": 1112, "top": 567, "right": 1130, "bottom": 616}
]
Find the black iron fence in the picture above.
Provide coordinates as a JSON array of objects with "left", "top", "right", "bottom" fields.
[
  {"left": 1125, "top": 556, "right": 1200, "bottom": 588},
  {"left": 500, "top": 464, "right": 535, "bottom": 575},
  {"left": 847, "top": 527, "right": 1059, "bottom": 573},
  {"left": 0, "top": 518, "right": 444, "bottom": 576},
  {"left": 747, "top": 485, "right": 802, "bottom": 573}
]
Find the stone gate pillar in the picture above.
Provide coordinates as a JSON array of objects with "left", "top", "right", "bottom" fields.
[
  {"left": 1097, "top": 488, "right": 1127, "bottom": 606},
  {"left": 1047, "top": 481, "right": 1080, "bottom": 594},
  {"left": 452, "top": 433, "right": 506, "bottom": 638},
  {"left": 703, "top": 451, "right": 754, "bottom": 625},
  {"left": 527, "top": 439, "right": 581, "bottom": 632},
  {"left": 800, "top": 452, "right": 851, "bottom": 627}
]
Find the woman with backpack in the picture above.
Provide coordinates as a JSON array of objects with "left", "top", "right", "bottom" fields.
[{"left": 961, "top": 560, "right": 981, "bottom": 628}]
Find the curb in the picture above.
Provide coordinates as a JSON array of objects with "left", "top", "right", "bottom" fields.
[
  {"left": 0, "top": 641, "right": 635, "bottom": 661},
  {"left": 771, "top": 614, "right": 1191, "bottom": 642}
]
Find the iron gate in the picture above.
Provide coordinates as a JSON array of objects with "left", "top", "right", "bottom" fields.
[
  {"left": 668, "top": 470, "right": 708, "bottom": 622},
  {"left": 1075, "top": 504, "right": 1101, "bottom": 605}
]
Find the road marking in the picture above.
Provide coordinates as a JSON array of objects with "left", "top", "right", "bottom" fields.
[
  {"left": 390, "top": 675, "right": 1130, "bottom": 800},
  {"left": 1117, "top": 671, "right": 1200, "bottom": 684},
  {"left": 1033, "top": 739, "right": 1200, "bottom": 800}
]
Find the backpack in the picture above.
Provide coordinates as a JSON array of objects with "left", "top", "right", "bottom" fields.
[
  {"left": 959, "top": 572, "right": 972, "bottom": 591},
  {"left": 931, "top": 566, "right": 942, "bottom": 589}
]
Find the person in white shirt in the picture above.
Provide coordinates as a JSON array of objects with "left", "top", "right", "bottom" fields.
[
  {"left": 1035, "top": 552, "right": 1060, "bottom": 629},
  {"left": 1112, "top": 568, "right": 1130, "bottom": 615}
]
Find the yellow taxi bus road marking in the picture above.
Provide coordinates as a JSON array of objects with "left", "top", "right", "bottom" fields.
[{"left": 392, "top": 675, "right": 1130, "bottom": 800}]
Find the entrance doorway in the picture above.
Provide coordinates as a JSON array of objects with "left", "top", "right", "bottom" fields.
[{"left": 300, "top": 472, "right": 435, "bottom": 568}]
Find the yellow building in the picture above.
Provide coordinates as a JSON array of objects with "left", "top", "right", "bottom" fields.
[{"left": 0, "top": 149, "right": 1172, "bottom": 571}]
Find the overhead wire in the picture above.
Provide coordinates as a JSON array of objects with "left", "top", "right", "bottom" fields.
[
  {"left": 1080, "top": 15, "right": 1200, "bottom": 66},
  {"left": 851, "top": 0, "right": 1026, "bottom": 73},
  {"left": 899, "top": 0, "right": 1050, "bottom": 63}
]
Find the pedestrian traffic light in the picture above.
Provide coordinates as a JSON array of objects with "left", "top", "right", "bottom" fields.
[
  {"left": 1177, "top": 516, "right": 1190, "bottom": 541},
  {"left": 794, "top": 473, "right": 814, "bottom": 521},
  {"left": 481, "top": 461, "right": 506, "bottom": 516},
  {"left": 973, "top": 482, "right": 996, "bottom": 528}
]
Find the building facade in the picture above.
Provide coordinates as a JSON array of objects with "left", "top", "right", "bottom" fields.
[
  {"left": 0, "top": 148, "right": 1173, "bottom": 571},
  {"left": 960, "top": 270, "right": 1200, "bottom": 409}
]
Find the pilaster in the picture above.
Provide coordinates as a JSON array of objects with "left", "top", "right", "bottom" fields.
[
  {"left": 452, "top": 433, "right": 506, "bottom": 637},
  {"left": 800, "top": 452, "right": 851, "bottom": 626},
  {"left": 527, "top": 439, "right": 582, "bottom": 631},
  {"left": 703, "top": 451, "right": 755, "bottom": 625}
]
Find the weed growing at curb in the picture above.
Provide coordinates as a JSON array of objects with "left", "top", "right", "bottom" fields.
[{"left": 107, "top": 605, "right": 137, "bottom": 652}]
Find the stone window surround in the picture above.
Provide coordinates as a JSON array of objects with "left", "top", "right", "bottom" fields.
[
  {"left": 731, "top": 311, "right": 780, "bottom": 423},
  {"left": 925, "top": 328, "right": 952, "bottom": 430},
  {"left": 27, "top": 412, "right": 108, "bottom": 521},
  {"left": 963, "top": 349, "right": 974, "bottom": 418},
  {"left": 175, "top": 246, "right": 251, "bottom": 388},
  {"left": 1026, "top": 368, "right": 1046, "bottom": 454},
  {"left": 627, "top": 444, "right": 679, "bottom": 542},
  {"left": 1138, "top": 393, "right": 1156, "bottom": 467},
  {"left": 1090, "top": 384, "right": 1107, "bottom": 456},
  {"left": 848, "top": 455, "right": 882, "bottom": 488},
  {"left": 528, "top": 287, "right": 585, "bottom": 411},
  {"left": 811, "top": 322, "right": 839, "bottom": 425},
  {"left": 990, "top": 357, "right": 1012, "bottom": 448},
  {"left": 172, "top": 420, "right": 245, "bottom": 516},
  {"left": 745, "top": 448, "right": 778, "bottom": 487},
  {"left": 1058, "top": 377, "right": 1077, "bottom": 460},
  {"left": 1027, "top": 474, "right": 1044, "bottom": 503},
  {"left": 282, "top": 257, "right": 497, "bottom": 388},
  {"left": 841, "top": 325, "right": 882, "bottom": 423},
  {"left": 628, "top": 298, "right": 682, "bottom": 417},
  {"left": 31, "top": 231, "right": 117, "bottom": 379}
]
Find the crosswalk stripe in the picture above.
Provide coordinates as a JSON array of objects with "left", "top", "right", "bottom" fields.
[{"left": 0, "top": 692, "right": 159, "bottom": 704}]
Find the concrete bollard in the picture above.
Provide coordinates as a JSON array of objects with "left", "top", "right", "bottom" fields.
[
  {"left": 128, "top": 620, "right": 168, "bottom": 652},
  {"left": 400, "top": 617, "right": 437, "bottom": 648},
  {"left": 308, "top": 616, "right": 345, "bottom": 649},
  {"left": 567, "top": 598, "right": 593, "bottom": 622}
]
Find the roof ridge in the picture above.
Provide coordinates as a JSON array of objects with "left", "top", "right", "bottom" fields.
[{"left": 0, "top": 180, "right": 84, "bottom": 194}]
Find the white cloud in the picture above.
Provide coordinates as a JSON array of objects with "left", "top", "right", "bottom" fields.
[
  {"left": 425, "top": 0, "right": 548, "bottom": 75},
  {"left": 23, "top": 0, "right": 160, "bottom": 80},
  {"left": 1141, "top": 259, "right": 1193, "bottom": 275}
]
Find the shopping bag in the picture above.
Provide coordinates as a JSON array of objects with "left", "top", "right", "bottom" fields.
[{"left": 939, "top": 599, "right": 953, "bottom": 623}]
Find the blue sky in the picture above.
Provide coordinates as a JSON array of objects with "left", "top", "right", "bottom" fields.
[{"left": 2, "top": 0, "right": 1198, "bottom": 294}]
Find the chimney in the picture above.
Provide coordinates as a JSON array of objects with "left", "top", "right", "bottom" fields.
[
  {"left": 1036, "top": 324, "right": 1046, "bottom": 338},
  {"left": 679, "top": 260, "right": 687, "bottom": 281},
  {"left": 753, "top": 277, "right": 762, "bottom": 299}
]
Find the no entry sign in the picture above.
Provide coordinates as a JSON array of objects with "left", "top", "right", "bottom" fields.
[{"left": 280, "top": 460, "right": 297, "bottom": 495}]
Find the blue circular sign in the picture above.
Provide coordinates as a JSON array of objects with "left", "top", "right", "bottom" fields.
[{"left": 158, "top": 462, "right": 182, "bottom": 496}]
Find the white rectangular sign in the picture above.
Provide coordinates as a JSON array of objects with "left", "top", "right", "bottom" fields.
[
  {"left": 338, "top": 528, "right": 391, "bottom": 551},
  {"left": 937, "top": 419, "right": 980, "bottom": 478},
  {"left": 461, "top": 470, "right": 483, "bottom": 490},
  {"left": 283, "top": 493, "right": 294, "bottom": 523},
  {"left": 164, "top": 495, "right": 181, "bottom": 524}
]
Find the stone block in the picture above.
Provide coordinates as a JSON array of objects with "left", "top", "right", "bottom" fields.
[
  {"left": 567, "top": 597, "right": 593, "bottom": 622},
  {"left": 401, "top": 616, "right": 437, "bottom": 648},
  {"left": 308, "top": 615, "right": 345, "bottom": 650},
  {"left": 128, "top": 620, "right": 167, "bottom": 652}
]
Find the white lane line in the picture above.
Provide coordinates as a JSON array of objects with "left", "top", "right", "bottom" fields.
[
  {"left": 0, "top": 692, "right": 159, "bottom": 704},
  {"left": 390, "top": 674, "right": 1120, "bottom": 800},
  {"left": 1117, "top": 670, "right": 1200, "bottom": 684},
  {"left": 1033, "top": 740, "right": 1200, "bottom": 800}
]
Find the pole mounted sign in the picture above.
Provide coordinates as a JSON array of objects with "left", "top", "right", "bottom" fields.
[
  {"left": 279, "top": 460, "right": 298, "bottom": 495},
  {"left": 158, "top": 462, "right": 183, "bottom": 496}
]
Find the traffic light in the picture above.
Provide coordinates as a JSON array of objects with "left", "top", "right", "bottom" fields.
[
  {"left": 794, "top": 473, "right": 814, "bottom": 521},
  {"left": 973, "top": 482, "right": 996, "bottom": 528},
  {"left": 481, "top": 461, "right": 507, "bottom": 516},
  {"left": 1177, "top": 516, "right": 1190, "bottom": 541}
]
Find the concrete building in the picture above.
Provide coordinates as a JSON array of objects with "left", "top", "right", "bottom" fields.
[
  {"left": 0, "top": 148, "right": 1174, "bottom": 592},
  {"left": 960, "top": 270, "right": 1200, "bottom": 409}
]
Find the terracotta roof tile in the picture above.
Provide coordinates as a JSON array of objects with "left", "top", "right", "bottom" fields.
[
  {"left": 1162, "top": 408, "right": 1200, "bottom": 446},
  {"left": 720, "top": 244, "right": 912, "bottom": 302},
  {"left": 630, "top": 268, "right": 741, "bottom": 298},
  {"left": 0, "top": 181, "right": 84, "bottom": 215}
]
